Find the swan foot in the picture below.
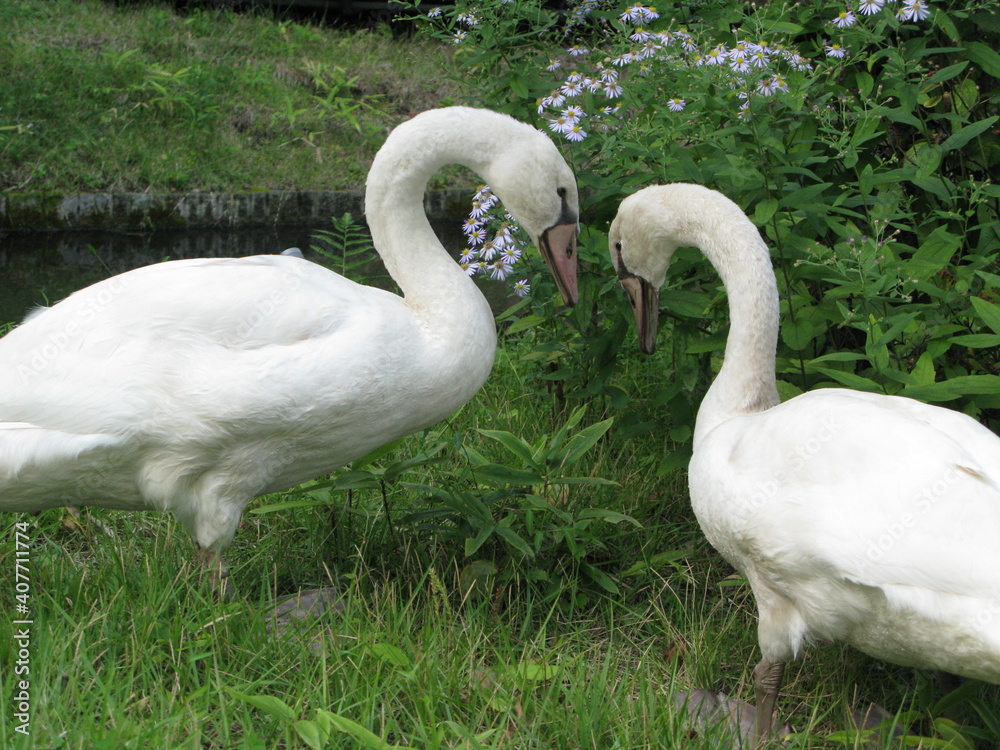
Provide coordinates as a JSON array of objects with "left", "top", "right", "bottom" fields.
[{"left": 752, "top": 658, "right": 785, "bottom": 748}]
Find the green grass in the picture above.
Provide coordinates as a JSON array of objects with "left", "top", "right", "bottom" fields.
[
  {"left": 3, "top": 347, "right": 998, "bottom": 749},
  {"left": 0, "top": 0, "right": 465, "bottom": 193}
]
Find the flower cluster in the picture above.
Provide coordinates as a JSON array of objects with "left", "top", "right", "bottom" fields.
[
  {"left": 420, "top": 0, "right": 934, "bottom": 294},
  {"left": 826, "top": 0, "right": 932, "bottom": 56},
  {"left": 528, "top": 0, "right": 935, "bottom": 140},
  {"left": 535, "top": 4, "right": 814, "bottom": 135},
  {"left": 458, "top": 186, "right": 532, "bottom": 296}
]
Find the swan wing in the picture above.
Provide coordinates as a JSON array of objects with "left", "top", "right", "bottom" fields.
[
  {"left": 693, "top": 388, "right": 1000, "bottom": 601},
  {"left": 0, "top": 255, "right": 402, "bottom": 433}
]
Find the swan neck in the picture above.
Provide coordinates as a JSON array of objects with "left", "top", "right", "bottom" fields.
[
  {"left": 693, "top": 224, "right": 780, "bottom": 448},
  {"left": 364, "top": 114, "right": 500, "bottom": 306}
]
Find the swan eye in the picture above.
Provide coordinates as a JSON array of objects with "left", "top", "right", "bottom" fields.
[
  {"left": 614, "top": 242, "right": 622, "bottom": 252},
  {"left": 556, "top": 187, "right": 567, "bottom": 199}
]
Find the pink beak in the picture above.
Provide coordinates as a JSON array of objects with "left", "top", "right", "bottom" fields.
[{"left": 538, "top": 222, "right": 579, "bottom": 306}]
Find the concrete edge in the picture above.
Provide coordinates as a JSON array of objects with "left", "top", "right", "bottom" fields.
[{"left": 0, "top": 188, "right": 474, "bottom": 231}]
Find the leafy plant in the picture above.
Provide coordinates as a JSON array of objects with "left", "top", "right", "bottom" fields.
[
  {"left": 401, "top": 406, "right": 637, "bottom": 603},
  {"left": 309, "top": 212, "right": 396, "bottom": 291},
  {"left": 301, "top": 60, "right": 372, "bottom": 132},
  {"left": 406, "top": 0, "right": 1000, "bottom": 463},
  {"left": 228, "top": 689, "right": 417, "bottom": 750}
]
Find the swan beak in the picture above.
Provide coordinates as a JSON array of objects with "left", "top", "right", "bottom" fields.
[
  {"left": 539, "top": 222, "right": 579, "bottom": 306},
  {"left": 621, "top": 276, "right": 659, "bottom": 354}
]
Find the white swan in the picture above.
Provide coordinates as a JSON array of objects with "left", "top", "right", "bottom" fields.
[
  {"left": 609, "top": 184, "right": 1000, "bottom": 743},
  {"left": 0, "top": 106, "right": 579, "bottom": 584}
]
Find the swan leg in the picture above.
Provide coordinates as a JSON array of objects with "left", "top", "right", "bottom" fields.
[
  {"left": 752, "top": 658, "right": 785, "bottom": 747},
  {"left": 196, "top": 546, "right": 233, "bottom": 598}
]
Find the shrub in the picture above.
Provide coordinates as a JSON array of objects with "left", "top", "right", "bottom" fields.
[{"left": 404, "top": 0, "right": 1000, "bottom": 451}]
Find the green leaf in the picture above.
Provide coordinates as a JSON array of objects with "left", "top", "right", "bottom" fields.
[
  {"left": 768, "top": 21, "right": 803, "bottom": 34},
  {"left": 525, "top": 493, "right": 574, "bottom": 523},
  {"left": 901, "top": 375, "right": 1000, "bottom": 402},
  {"left": 873, "top": 105, "right": 922, "bottom": 128},
  {"left": 964, "top": 41, "right": 1000, "bottom": 79},
  {"left": 622, "top": 549, "right": 689, "bottom": 577},
  {"left": 315, "top": 710, "right": 417, "bottom": 750},
  {"left": 350, "top": 438, "right": 405, "bottom": 469},
  {"left": 805, "top": 352, "right": 868, "bottom": 364},
  {"left": 294, "top": 720, "right": 326, "bottom": 750},
  {"left": 382, "top": 453, "right": 444, "bottom": 482},
  {"left": 515, "top": 662, "right": 560, "bottom": 682},
  {"left": 555, "top": 476, "right": 619, "bottom": 486},
  {"left": 949, "top": 333, "right": 1000, "bottom": 348},
  {"left": 952, "top": 78, "right": 979, "bottom": 117},
  {"left": 782, "top": 309, "right": 826, "bottom": 350},
  {"left": 854, "top": 70, "right": 874, "bottom": 98},
  {"left": 249, "top": 498, "right": 327, "bottom": 514},
  {"left": 809, "top": 367, "right": 883, "bottom": 392},
  {"left": 464, "top": 523, "right": 495, "bottom": 556},
  {"left": 559, "top": 417, "right": 614, "bottom": 467},
  {"left": 657, "top": 447, "right": 691, "bottom": 475},
  {"left": 508, "top": 73, "right": 529, "bottom": 99},
  {"left": 779, "top": 182, "right": 831, "bottom": 208},
  {"left": 925, "top": 61, "right": 969, "bottom": 85},
  {"left": 576, "top": 508, "right": 641, "bottom": 526},
  {"left": 930, "top": 718, "right": 975, "bottom": 750},
  {"left": 479, "top": 429, "right": 538, "bottom": 467},
  {"left": 333, "top": 470, "right": 382, "bottom": 491},
  {"left": 442, "top": 720, "right": 499, "bottom": 746},
  {"left": 368, "top": 643, "right": 412, "bottom": 669},
  {"left": 505, "top": 313, "right": 545, "bottom": 335},
  {"left": 911, "top": 352, "right": 937, "bottom": 386},
  {"left": 660, "top": 289, "right": 710, "bottom": 318},
  {"left": 226, "top": 690, "right": 298, "bottom": 722},
  {"left": 933, "top": 679, "right": 984, "bottom": 717},
  {"left": 909, "top": 226, "right": 961, "bottom": 278},
  {"left": 940, "top": 116, "right": 999, "bottom": 152},
  {"left": 472, "top": 464, "right": 544, "bottom": 487},
  {"left": 751, "top": 198, "right": 778, "bottom": 226},
  {"left": 493, "top": 526, "right": 535, "bottom": 557},
  {"left": 581, "top": 562, "right": 620, "bottom": 594},
  {"left": 970, "top": 296, "right": 1000, "bottom": 335},
  {"left": 684, "top": 331, "right": 728, "bottom": 354}
]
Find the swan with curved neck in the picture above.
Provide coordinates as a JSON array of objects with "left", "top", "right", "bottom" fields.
[
  {"left": 0, "top": 107, "right": 579, "bottom": 583},
  {"left": 610, "top": 183, "right": 1000, "bottom": 744}
]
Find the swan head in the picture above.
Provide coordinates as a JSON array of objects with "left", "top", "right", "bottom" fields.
[
  {"left": 484, "top": 130, "right": 580, "bottom": 306},
  {"left": 610, "top": 183, "right": 773, "bottom": 356},
  {"left": 609, "top": 184, "right": 717, "bottom": 354},
  {"left": 609, "top": 186, "right": 689, "bottom": 354}
]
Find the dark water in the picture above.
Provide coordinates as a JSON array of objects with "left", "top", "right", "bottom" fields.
[
  {"left": 0, "top": 220, "right": 513, "bottom": 325},
  {"left": 0, "top": 227, "right": 320, "bottom": 324}
]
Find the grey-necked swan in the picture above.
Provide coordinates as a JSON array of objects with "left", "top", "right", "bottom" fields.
[
  {"left": 609, "top": 183, "right": 1000, "bottom": 744},
  {"left": 0, "top": 107, "right": 580, "bottom": 586}
]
